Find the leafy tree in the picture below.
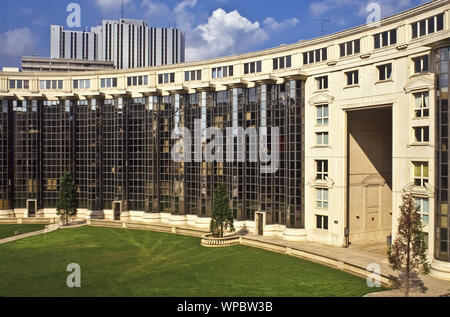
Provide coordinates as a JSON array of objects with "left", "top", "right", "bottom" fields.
[
  {"left": 210, "top": 184, "right": 235, "bottom": 238},
  {"left": 56, "top": 172, "right": 77, "bottom": 226},
  {"left": 387, "top": 194, "right": 430, "bottom": 296}
]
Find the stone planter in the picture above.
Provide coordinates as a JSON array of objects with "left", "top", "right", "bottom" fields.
[{"left": 200, "top": 234, "right": 240, "bottom": 247}]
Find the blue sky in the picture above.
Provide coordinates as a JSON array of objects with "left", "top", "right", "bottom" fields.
[{"left": 0, "top": 0, "right": 431, "bottom": 67}]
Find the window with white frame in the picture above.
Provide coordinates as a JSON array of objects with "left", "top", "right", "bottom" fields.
[
  {"left": 413, "top": 162, "right": 429, "bottom": 187},
  {"left": 303, "top": 48, "right": 327, "bottom": 65},
  {"left": 100, "top": 77, "right": 117, "bottom": 88},
  {"left": 316, "top": 188, "right": 329, "bottom": 209},
  {"left": 316, "top": 215, "right": 329, "bottom": 230},
  {"left": 414, "top": 197, "right": 430, "bottom": 224},
  {"left": 374, "top": 29, "right": 397, "bottom": 49},
  {"left": 345, "top": 70, "right": 359, "bottom": 86},
  {"left": 316, "top": 132, "right": 329, "bottom": 145},
  {"left": 413, "top": 126, "right": 430, "bottom": 143},
  {"left": 40, "top": 80, "right": 63, "bottom": 90},
  {"left": 73, "top": 79, "right": 91, "bottom": 89},
  {"left": 212, "top": 66, "right": 233, "bottom": 79},
  {"left": 316, "top": 104, "right": 329, "bottom": 126},
  {"left": 185, "top": 70, "right": 202, "bottom": 81},
  {"left": 316, "top": 160, "right": 328, "bottom": 180},
  {"left": 411, "top": 14, "right": 444, "bottom": 39},
  {"left": 413, "top": 55, "right": 429, "bottom": 73},
  {"left": 127, "top": 75, "right": 148, "bottom": 87},
  {"left": 9, "top": 79, "right": 30, "bottom": 90},
  {"left": 244, "top": 61, "right": 262, "bottom": 74},
  {"left": 158, "top": 73, "right": 175, "bottom": 84},
  {"left": 414, "top": 92, "right": 429, "bottom": 118},
  {"left": 339, "top": 39, "right": 360, "bottom": 57},
  {"left": 316, "top": 76, "right": 328, "bottom": 90},
  {"left": 377, "top": 63, "right": 392, "bottom": 81},
  {"left": 272, "top": 55, "right": 291, "bottom": 70}
]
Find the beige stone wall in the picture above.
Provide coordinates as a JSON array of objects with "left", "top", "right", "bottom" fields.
[{"left": 0, "top": 1, "right": 447, "bottom": 261}]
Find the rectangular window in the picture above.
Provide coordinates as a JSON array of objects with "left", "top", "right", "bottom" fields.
[
  {"left": 340, "top": 39, "right": 360, "bottom": 57},
  {"left": 244, "top": 61, "right": 262, "bottom": 74},
  {"left": 316, "top": 160, "right": 328, "bottom": 180},
  {"left": 390, "top": 29, "right": 397, "bottom": 45},
  {"left": 437, "top": 14, "right": 444, "bottom": 31},
  {"left": 374, "top": 29, "right": 397, "bottom": 49},
  {"left": 273, "top": 56, "right": 291, "bottom": 70},
  {"left": 127, "top": 75, "right": 147, "bottom": 86},
  {"left": 316, "top": 189, "right": 329, "bottom": 209},
  {"left": 346, "top": 70, "right": 359, "bottom": 86},
  {"left": 273, "top": 58, "right": 278, "bottom": 70},
  {"left": 316, "top": 215, "right": 329, "bottom": 230},
  {"left": 412, "top": 23, "right": 418, "bottom": 38},
  {"left": 316, "top": 105, "right": 329, "bottom": 126},
  {"left": 414, "top": 92, "right": 429, "bottom": 118},
  {"left": 211, "top": 66, "right": 232, "bottom": 79},
  {"left": 414, "top": 126, "right": 430, "bottom": 143},
  {"left": 303, "top": 48, "right": 328, "bottom": 64},
  {"left": 316, "top": 132, "right": 329, "bottom": 145},
  {"left": 286, "top": 55, "right": 291, "bottom": 68},
  {"left": 378, "top": 63, "right": 392, "bottom": 81},
  {"left": 412, "top": 14, "right": 445, "bottom": 39},
  {"left": 414, "top": 197, "right": 430, "bottom": 224},
  {"left": 316, "top": 76, "right": 328, "bottom": 90},
  {"left": 9, "top": 80, "right": 15, "bottom": 89},
  {"left": 413, "top": 55, "right": 429, "bottom": 73},
  {"left": 413, "top": 162, "right": 429, "bottom": 187}
]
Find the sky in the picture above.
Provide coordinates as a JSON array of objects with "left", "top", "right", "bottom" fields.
[{"left": 0, "top": 0, "right": 432, "bottom": 67}]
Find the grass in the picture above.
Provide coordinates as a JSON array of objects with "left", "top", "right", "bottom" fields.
[
  {"left": 0, "top": 224, "right": 47, "bottom": 239},
  {"left": 0, "top": 226, "right": 386, "bottom": 297}
]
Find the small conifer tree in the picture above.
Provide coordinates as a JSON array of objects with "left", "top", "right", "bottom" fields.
[
  {"left": 210, "top": 184, "right": 235, "bottom": 238},
  {"left": 56, "top": 172, "right": 77, "bottom": 226},
  {"left": 387, "top": 194, "right": 430, "bottom": 296}
]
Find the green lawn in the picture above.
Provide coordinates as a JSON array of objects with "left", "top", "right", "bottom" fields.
[
  {"left": 0, "top": 224, "right": 47, "bottom": 240},
  {"left": 0, "top": 226, "right": 385, "bottom": 297}
]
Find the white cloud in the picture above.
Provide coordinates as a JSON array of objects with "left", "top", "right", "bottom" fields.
[
  {"left": 93, "top": 0, "right": 132, "bottom": 12},
  {"left": 174, "top": 0, "right": 197, "bottom": 14},
  {"left": 186, "top": 9, "right": 268, "bottom": 61},
  {"left": 138, "top": 2, "right": 297, "bottom": 61},
  {"left": 309, "top": 0, "right": 413, "bottom": 18},
  {"left": 356, "top": 0, "right": 413, "bottom": 18},
  {"left": 0, "top": 28, "right": 38, "bottom": 66},
  {"left": 263, "top": 17, "right": 299, "bottom": 31},
  {"left": 141, "top": 0, "right": 171, "bottom": 18}
]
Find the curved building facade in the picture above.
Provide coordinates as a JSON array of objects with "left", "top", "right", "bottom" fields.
[{"left": 0, "top": 0, "right": 449, "bottom": 279}]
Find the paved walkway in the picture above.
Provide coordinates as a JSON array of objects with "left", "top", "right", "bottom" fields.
[
  {"left": 243, "top": 233, "right": 450, "bottom": 297},
  {"left": 0, "top": 228, "right": 50, "bottom": 245},
  {"left": 0, "top": 221, "right": 87, "bottom": 245}
]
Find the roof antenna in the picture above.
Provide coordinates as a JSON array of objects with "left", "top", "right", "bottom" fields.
[
  {"left": 319, "top": 19, "right": 330, "bottom": 35},
  {"left": 121, "top": 0, "right": 124, "bottom": 19}
]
